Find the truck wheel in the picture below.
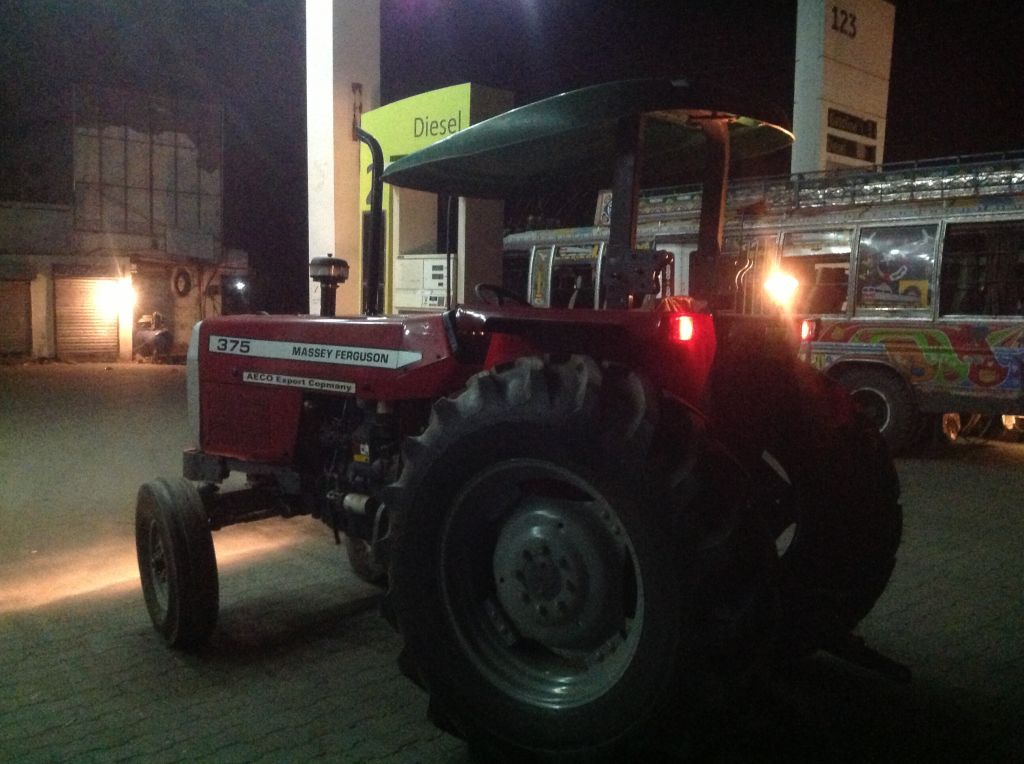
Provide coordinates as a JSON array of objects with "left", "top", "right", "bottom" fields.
[
  {"left": 387, "top": 356, "right": 774, "bottom": 759},
  {"left": 135, "top": 477, "right": 219, "bottom": 649},
  {"left": 834, "top": 366, "right": 918, "bottom": 454},
  {"left": 760, "top": 367, "right": 903, "bottom": 655},
  {"left": 345, "top": 536, "right": 387, "bottom": 586}
]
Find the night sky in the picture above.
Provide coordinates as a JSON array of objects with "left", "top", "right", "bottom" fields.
[
  {"left": 382, "top": 0, "right": 1023, "bottom": 160},
  {"left": 2, "top": 0, "right": 1021, "bottom": 311}
]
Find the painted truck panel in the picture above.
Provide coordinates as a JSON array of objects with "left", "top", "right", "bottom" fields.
[{"left": 808, "top": 319, "right": 1024, "bottom": 410}]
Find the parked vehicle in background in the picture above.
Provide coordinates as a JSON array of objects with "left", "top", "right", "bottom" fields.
[{"left": 506, "top": 152, "right": 1024, "bottom": 452}]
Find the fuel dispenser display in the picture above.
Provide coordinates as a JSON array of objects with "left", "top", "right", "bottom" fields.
[{"left": 392, "top": 253, "right": 456, "bottom": 313}]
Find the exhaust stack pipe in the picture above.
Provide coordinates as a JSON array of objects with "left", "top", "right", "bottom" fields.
[{"left": 357, "top": 127, "right": 384, "bottom": 316}]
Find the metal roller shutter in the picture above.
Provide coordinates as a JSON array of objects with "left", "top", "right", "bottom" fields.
[
  {"left": 55, "top": 277, "right": 120, "bottom": 359},
  {"left": 0, "top": 280, "right": 32, "bottom": 355}
]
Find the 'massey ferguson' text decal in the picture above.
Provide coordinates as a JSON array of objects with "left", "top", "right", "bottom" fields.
[
  {"left": 242, "top": 371, "right": 355, "bottom": 394},
  {"left": 208, "top": 335, "right": 422, "bottom": 369}
]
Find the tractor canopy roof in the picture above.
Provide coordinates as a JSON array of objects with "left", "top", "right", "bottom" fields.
[{"left": 380, "top": 77, "right": 793, "bottom": 199}]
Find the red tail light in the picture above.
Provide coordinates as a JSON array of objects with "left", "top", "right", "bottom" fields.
[{"left": 671, "top": 315, "right": 695, "bottom": 342}]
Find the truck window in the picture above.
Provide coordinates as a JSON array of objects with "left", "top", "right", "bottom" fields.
[
  {"left": 939, "top": 222, "right": 1024, "bottom": 316},
  {"left": 649, "top": 241, "right": 689, "bottom": 297},
  {"left": 550, "top": 244, "right": 599, "bottom": 308},
  {"left": 855, "top": 225, "right": 938, "bottom": 312},
  {"left": 781, "top": 230, "right": 852, "bottom": 314},
  {"left": 503, "top": 248, "right": 531, "bottom": 302},
  {"left": 530, "top": 246, "right": 553, "bottom": 307}
]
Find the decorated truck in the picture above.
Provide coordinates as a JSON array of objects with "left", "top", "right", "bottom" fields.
[
  {"left": 135, "top": 78, "right": 904, "bottom": 760},
  {"left": 504, "top": 152, "right": 1024, "bottom": 452}
]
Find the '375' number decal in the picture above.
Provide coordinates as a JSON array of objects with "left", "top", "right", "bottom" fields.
[{"left": 214, "top": 337, "right": 251, "bottom": 353}]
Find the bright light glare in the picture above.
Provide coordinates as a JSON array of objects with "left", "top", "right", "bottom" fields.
[
  {"left": 93, "top": 277, "right": 136, "bottom": 321},
  {"left": 0, "top": 528, "right": 305, "bottom": 613},
  {"left": 764, "top": 271, "right": 799, "bottom": 308},
  {"left": 234, "top": 280, "right": 246, "bottom": 292}
]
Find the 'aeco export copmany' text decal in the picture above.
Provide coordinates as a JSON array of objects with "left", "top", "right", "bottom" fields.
[{"left": 242, "top": 371, "right": 355, "bottom": 394}]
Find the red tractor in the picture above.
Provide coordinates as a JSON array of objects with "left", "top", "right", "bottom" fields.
[{"left": 136, "top": 79, "right": 904, "bottom": 759}]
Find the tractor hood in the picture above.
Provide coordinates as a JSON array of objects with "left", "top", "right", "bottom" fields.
[{"left": 380, "top": 77, "right": 793, "bottom": 198}]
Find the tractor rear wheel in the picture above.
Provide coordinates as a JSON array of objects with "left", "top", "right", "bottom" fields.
[
  {"left": 387, "top": 356, "right": 775, "bottom": 759},
  {"left": 709, "top": 339, "right": 903, "bottom": 656},
  {"left": 759, "top": 365, "right": 903, "bottom": 655},
  {"left": 135, "top": 477, "right": 219, "bottom": 649}
]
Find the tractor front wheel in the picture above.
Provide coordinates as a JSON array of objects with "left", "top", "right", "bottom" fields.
[
  {"left": 345, "top": 536, "right": 387, "bottom": 586},
  {"left": 135, "top": 477, "right": 219, "bottom": 649}
]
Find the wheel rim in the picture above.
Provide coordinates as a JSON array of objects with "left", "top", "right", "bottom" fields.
[
  {"left": 762, "top": 451, "right": 798, "bottom": 557},
  {"left": 146, "top": 520, "right": 170, "bottom": 614},
  {"left": 440, "top": 458, "right": 643, "bottom": 709},
  {"left": 850, "top": 387, "right": 891, "bottom": 433}
]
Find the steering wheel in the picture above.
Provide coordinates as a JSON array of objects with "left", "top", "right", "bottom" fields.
[{"left": 474, "top": 283, "right": 531, "bottom": 307}]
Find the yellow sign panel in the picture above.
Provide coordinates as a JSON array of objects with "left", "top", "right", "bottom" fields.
[
  {"left": 357, "top": 83, "right": 510, "bottom": 312},
  {"left": 359, "top": 83, "right": 483, "bottom": 222}
]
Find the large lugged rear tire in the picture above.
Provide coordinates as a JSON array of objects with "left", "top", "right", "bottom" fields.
[
  {"left": 387, "top": 356, "right": 774, "bottom": 760},
  {"left": 759, "top": 365, "right": 903, "bottom": 655},
  {"left": 709, "top": 338, "right": 903, "bottom": 656},
  {"left": 135, "top": 477, "right": 219, "bottom": 649}
]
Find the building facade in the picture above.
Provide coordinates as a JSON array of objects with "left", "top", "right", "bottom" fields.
[{"left": 0, "top": 85, "right": 247, "bottom": 361}]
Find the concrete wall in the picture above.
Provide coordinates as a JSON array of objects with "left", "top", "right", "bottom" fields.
[
  {"left": 792, "top": 0, "right": 895, "bottom": 173},
  {"left": 0, "top": 203, "right": 72, "bottom": 255},
  {"left": 0, "top": 203, "right": 70, "bottom": 357},
  {"left": 456, "top": 198, "right": 504, "bottom": 303},
  {"left": 30, "top": 274, "right": 52, "bottom": 357},
  {"left": 306, "top": 0, "right": 381, "bottom": 316},
  {"left": 0, "top": 86, "right": 240, "bottom": 361}
]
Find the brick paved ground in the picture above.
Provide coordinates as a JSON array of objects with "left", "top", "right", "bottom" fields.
[
  {"left": 0, "top": 363, "right": 1021, "bottom": 762},
  {"left": 0, "top": 519, "right": 467, "bottom": 763},
  {"left": 705, "top": 441, "right": 1024, "bottom": 762}
]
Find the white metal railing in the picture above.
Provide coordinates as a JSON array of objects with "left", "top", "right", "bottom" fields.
[{"left": 638, "top": 151, "right": 1024, "bottom": 222}]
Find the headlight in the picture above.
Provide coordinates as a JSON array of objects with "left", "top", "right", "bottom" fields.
[{"left": 764, "top": 271, "right": 799, "bottom": 309}]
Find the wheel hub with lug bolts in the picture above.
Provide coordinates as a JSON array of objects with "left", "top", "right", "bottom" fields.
[{"left": 492, "top": 499, "right": 625, "bottom": 650}]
